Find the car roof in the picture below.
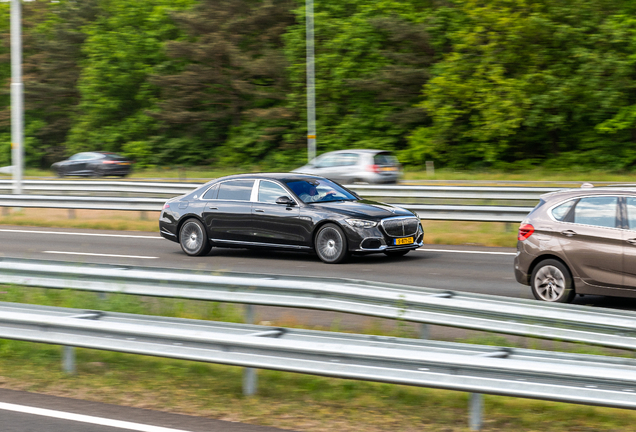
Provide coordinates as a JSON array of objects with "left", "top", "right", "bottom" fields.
[
  {"left": 321, "top": 149, "right": 391, "bottom": 155},
  {"left": 541, "top": 185, "right": 636, "bottom": 201},
  {"left": 209, "top": 172, "right": 327, "bottom": 183}
]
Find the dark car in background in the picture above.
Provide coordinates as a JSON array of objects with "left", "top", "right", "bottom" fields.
[
  {"left": 292, "top": 149, "right": 402, "bottom": 184},
  {"left": 515, "top": 184, "right": 636, "bottom": 302},
  {"left": 159, "top": 173, "right": 423, "bottom": 263},
  {"left": 51, "top": 152, "right": 132, "bottom": 178}
]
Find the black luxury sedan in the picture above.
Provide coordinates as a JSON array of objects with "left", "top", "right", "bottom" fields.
[
  {"left": 159, "top": 173, "right": 424, "bottom": 263},
  {"left": 51, "top": 152, "right": 132, "bottom": 177}
]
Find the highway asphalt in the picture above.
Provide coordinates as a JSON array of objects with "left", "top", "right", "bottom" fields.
[
  {"left": 0, "top": 226, "right": 523, "bottom": 297},
  {"left": 1, "top": 224, "right": 634, "bottom": 430},
  {"left": 0, "top": 389, "right": 292, "bottom": 432}
]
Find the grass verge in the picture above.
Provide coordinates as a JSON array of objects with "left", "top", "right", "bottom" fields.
[
  {"left": 0, "top": 209, "right": 518, "bottom": 247},
  {"left": 0, "top": 285, "right": 635, "bottom": 432}
]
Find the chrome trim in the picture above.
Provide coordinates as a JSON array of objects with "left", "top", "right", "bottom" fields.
[
  {"left": 546, "top": 194, "right": 624, "bottom": 231},
  {"left": 160, "top": 228, "right": 176, "bottom": 237},
  {"left": 251, "top": 179, "right": 260, "bottom": 202},
  {"left": 210, "top": 238, "right": 311, "bottom": 250},
  {"left": 359, "top": 237, "right": 386, "bottom": 251},
  {"left": 380, "top": 216, "right": 420, "bottom": 237},
  {"left": 354, "top": 240, "right": 423, "bottom": 253}
]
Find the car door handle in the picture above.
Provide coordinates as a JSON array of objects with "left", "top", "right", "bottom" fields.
[
  {"left": 560, "top": 230, "right": 577, "bottom": 237},
  {"left": 627, "top": 238, "right": 636, "bottom": 245},
  {"left": 207, "top": 207, "right": 218, "bottom": 210},
  {"left": 254, "top": 209, "right": 264, "bottom": 213}
]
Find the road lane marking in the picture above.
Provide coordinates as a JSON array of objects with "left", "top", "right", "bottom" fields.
[
  {"left": 0, "top": 228, "right": 161, "bottom": 239},
  {"left": 43, "top": 251, "right": 158, "bottom": 259},
  {"left": 417, "top": 248, "right": 516, "bottom": 256},
  {"left": 0, "top": 401, "right": 194, "bottom": 432}
]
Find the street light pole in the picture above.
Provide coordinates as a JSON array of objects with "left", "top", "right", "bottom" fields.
[
  {"left": 305, "top": 0, "right": 316, "bottom": 162},
  {"left": 11, "top": 0, "right": 23, "bottom": 194}
]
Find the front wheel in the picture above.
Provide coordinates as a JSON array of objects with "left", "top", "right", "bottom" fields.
[
  {"left": 179, "top": 219, "right": 212, "bottom": 256},
  {"left": 384, "top": 250, "right": 410, "bottom": 258},
  {"left": 314, "top": 223, "right": 349, "bottom": 264},
  {"left": 531, "top": 259, "right": 575, "bottom": 303}
]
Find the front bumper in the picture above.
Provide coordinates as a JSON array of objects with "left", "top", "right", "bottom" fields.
[{"left": 348, "top": 220, "right": 424, "bottom": 253}]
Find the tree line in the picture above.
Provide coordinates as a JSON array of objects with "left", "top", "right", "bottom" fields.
[{"left": 0, "top": 0, "right": 635, "bottom": 171}]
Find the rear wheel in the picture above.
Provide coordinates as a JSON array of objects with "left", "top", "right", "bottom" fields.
[
  {"left": 179, "top": 219, "right": 212, "bottom": 256},
  {"left": 315, "top": 223, "right": 349, "bottom": 264},
  {"left": 531, "top": 259, "right": 575, "bottom": 303},
  {"left": 384, "top": 250, "right": 410, "bottom": 258}
]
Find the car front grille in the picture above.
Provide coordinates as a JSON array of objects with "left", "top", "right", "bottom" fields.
[{"left": 381, "top": 217, "right": 419, "bottom": 237}]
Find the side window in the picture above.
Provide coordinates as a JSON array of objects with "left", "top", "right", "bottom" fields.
[
  {"left": 258, "top": 181, "right": 289, "bottom": 204},
  {"left": 202, "top": 184, "right": 219, "bottom": 200},
  {"left": 626, "top": 197, "right": 636, "bottom": 230},
  {"left": 551, "top": 200, "right": 575, "bottom": 221},
  {"left": 335, "top": 153, "right": 359, "bottom": 167},
  {"left": 573, "top": 196, "right": 618, "bottom": 228},
  {"left": 217, "top": 180, "right": 254, "bottom": 201},
  {"left": 315, "top": 154, "right": 337, "bottom": 168},
  {"left": 69, "top": 153, "right": 83, "bottom": 161}
]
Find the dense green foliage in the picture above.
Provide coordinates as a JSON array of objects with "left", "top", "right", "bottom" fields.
[{"left": 2, "top": 0, "right": 636, "bottom": 170}]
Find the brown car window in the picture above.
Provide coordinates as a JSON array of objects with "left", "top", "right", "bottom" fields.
[
  {"left": 551, "top": 200, "right": 575, "bottom": 221},
  {"left": 573, "top": 196, "right": 618, "bottom": 228},
  {"left": 626, "top": 197, "right": 636, "bottom": 230}
]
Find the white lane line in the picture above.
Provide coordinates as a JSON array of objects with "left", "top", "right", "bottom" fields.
[
  {"left": 417, "top": 248, "right": 516, "bottom": 256},
  {"left": 0, "top": 228, "right": 161, "bottom": 239},
  {"left": 0, "top": 401, "right": 194, "bottom": 432},
  {"left": 43, "top": 251, "right": 158, "bottom": 259}
]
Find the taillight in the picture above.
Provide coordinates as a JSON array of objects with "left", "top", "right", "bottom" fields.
[
  {"left": 518, "top": 223, "right": 534, "bottom": 241},
  {"left": 102, "top": 160, "right": 118, "bottom": 164},
  {"left": 367, "top": 164, "right": 380, "bottom": 173},
  {"left": 163, "top": 203, "right": 170, "bottom": 209}
]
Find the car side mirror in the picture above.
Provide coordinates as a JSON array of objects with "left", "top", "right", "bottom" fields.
[{"left": 276, "top": 196, "right": 295, "bottom": 206}]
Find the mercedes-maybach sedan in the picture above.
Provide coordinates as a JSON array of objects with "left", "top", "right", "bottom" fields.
[{"left": 159, "top": 173, "right": 423, "bottom": 263}]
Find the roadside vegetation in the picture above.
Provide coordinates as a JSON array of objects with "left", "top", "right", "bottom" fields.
[{"left": 0, "top": 284, "right": 634, "bottom": 432}]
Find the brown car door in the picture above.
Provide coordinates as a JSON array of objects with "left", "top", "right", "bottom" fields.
[
  {"left": 622, "top": 197, "right": 636, "bottom": 288},
  {"left": 557, "top": 196, "right": 624, "bottom": 288}
]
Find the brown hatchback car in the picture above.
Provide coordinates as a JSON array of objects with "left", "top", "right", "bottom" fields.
[{"left": 515, "top": 184, "right": 636, "bottom": 303}]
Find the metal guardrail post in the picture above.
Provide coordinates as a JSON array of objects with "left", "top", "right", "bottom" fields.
[
  {"left": 469, "top": 393, "right": 483, "bottom": 431},
  {"left": 63, "top": 346, "right": 75, "bottom": 374},
  {"left": 243, "top": 304, "right": 257, "bottom": 396}
]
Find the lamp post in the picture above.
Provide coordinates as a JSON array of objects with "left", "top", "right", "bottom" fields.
[
  {"left": 11, "top": 0, "right": 23, "bottom": 195},
  {"left": 306, "top": 0, "right": 316, "bottom": 162}
]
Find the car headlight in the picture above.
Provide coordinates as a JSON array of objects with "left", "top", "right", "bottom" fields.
[{"left": 345, "top": 219, "right": 377, "bottom": 228}]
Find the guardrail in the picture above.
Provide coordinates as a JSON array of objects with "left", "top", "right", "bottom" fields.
[
  {"left": 4, "top": 258, "right": 636, "bottom": 430},
  {"left": 0, "top": 180, "right": 547, "bottom": 221},
  {"left": 3, "top": 301, "right": 636, "bottom": 430},
  {"left": 2, "top": 257, "right": 636, "bottom": 351}
]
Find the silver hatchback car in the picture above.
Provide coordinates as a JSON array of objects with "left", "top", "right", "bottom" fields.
[
  {"left": 292, "top": 149, "right": 402, "bottom": 184},
  {"left": 515, "top": 184, "right": 636, "bottom": 302}
]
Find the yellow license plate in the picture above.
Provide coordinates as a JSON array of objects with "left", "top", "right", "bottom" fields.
[
  {"left": 380, "top": 166, "right": 396, "bottom": 171},
  {"left": 394, "top": 237, "right": 413, "bottom": 245},
  {"left": 119, "top": 162, "right": 130, "bottom": 165}
]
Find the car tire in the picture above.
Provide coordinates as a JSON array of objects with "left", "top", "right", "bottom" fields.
[
  {"left": 314, "top": 223, "right": 349, "bottom": 264},
  {"left": 530, "top": 259, "right": 575, "bottom": 303},
  {"left": 179, "top": 218, "right": 212, "bottom": 257},
  {"left": 93, "top": 166, "right": 108, "bottom": 178},
  {"left": 384, "top": 250, "right": 409, "bottom": 258}
]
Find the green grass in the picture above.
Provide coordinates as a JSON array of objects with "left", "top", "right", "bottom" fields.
[
  {"left": 7, "top": 165, "right": 636, "bottom": 184},
  {"left": 1, "top": 284, "right": 636, "bottom": 432}
]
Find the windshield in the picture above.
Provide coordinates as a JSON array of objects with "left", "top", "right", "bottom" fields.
[{"left": 284, "top": 178, "right": 358, "bottom": 204}]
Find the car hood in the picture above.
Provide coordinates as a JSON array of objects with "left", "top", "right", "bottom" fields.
[{"left": 309, "top": 199, "right": 415, "bottom": 219}]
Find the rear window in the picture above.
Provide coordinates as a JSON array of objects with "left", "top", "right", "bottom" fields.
[{"left": 373, "top": 152, "right": 398, "bottom": 166}]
